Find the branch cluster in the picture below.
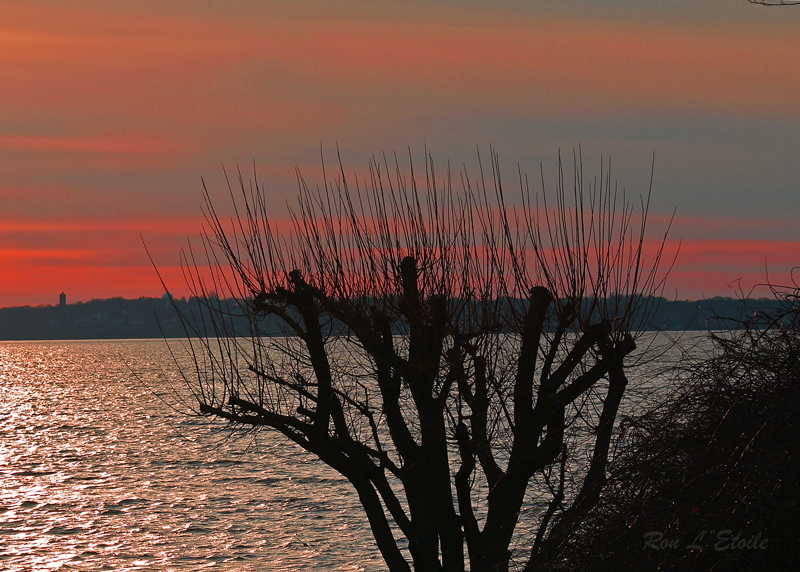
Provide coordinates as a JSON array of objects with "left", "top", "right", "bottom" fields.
[{"left": 173, "top": 148, "right": 673, "bottom": 571}]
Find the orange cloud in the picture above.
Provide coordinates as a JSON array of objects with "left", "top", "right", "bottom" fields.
[
  {"left": 0, "top": 3, "right": 797, "bottom": 307},
  {"left": 1, "top": 230, "right": 797, "bottom": 307},
  {"left": 658, "top": 238, "right": 800, "bottom": 298},
  {"left": 0, "top": 216, "right": 203, "bottom": 236},
  {"left": 1, "top": 3, "right": 796, "bottom": 133},
  {"left": 672, "top": 239, "right": 800, "bottom": 269},
  {"left": 0, "top": 134, "right": 191, "bottom": 154},
  {"left": 0, "top": 262, "right": 191, "bottom": 307},
  {"left": 0, "top": 248, "right": 98, "bottom": 262}
]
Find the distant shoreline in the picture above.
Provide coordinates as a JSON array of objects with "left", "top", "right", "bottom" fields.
[{"left": 0, "top": 295, "right": 784, "bottom": 341}]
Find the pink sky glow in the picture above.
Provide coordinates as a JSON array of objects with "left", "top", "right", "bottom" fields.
[{"left": 1, "top": 1, "right": 798, "bottom": 307}]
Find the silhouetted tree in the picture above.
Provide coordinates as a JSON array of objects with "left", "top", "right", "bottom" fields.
[{"left": 173, "top": 148, "right": 672, "bottom": 571}]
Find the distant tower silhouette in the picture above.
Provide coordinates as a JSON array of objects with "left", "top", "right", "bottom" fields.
[{"left": 59, "top": 292, "right": 66, "bottom": 307}]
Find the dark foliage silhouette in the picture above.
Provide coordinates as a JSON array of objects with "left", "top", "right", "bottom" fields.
[{"left": 560, "top": 279, "right": 800, "bottom": 571}]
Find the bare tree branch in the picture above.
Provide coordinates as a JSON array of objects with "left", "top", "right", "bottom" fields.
[{"left": 170, "top": 147, "right": 674, "bottom": 572}]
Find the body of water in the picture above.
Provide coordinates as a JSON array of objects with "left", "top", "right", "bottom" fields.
[
  {"left": 0, "top": 334, "right": 708, "bottom": 571},
  {"left": 0, "top": 340, "right": 382, "bottom": 571}
]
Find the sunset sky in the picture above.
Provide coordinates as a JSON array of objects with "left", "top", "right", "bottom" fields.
[{"left": 1, "top": 0, "right": 798, "bottom": 307}]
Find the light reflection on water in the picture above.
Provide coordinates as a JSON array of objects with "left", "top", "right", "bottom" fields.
[
  {"left": 0, "top": 340, "right": 380, "bottom": 571},
  {"left": 0, "top": 333, "right": 711, "bottom": 571}
]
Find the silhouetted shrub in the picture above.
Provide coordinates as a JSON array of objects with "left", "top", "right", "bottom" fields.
[{"left": 558, "top": 283, "right": 800, "bottom": 571}]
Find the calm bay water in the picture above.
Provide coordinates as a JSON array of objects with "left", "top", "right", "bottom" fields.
[
  {"left": 0, "top": 334, "right": 708, "bottom": 571},
  {"left": 0, "top": 340, "right": 381, "bottom": 572}
]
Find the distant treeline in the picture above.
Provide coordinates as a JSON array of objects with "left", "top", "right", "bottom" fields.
[
  {"left": 0, "top": 297, "right": 255, "bottom": 341},
  {"left": 0, "top": 295, "right": 786, "bottom": 341}
]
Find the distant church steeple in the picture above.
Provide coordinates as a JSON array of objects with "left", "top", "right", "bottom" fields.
[{"left": 59, "top": 292, "right": 66, "bottom": 307}]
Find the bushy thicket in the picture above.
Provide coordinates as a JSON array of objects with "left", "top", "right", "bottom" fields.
[{"left": 557, "top": 285, "right": 800, "bottom": 571}]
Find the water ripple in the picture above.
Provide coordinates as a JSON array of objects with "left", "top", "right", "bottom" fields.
[{"left": 0, "top": 340, "right": 375, "bottom": 571}]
